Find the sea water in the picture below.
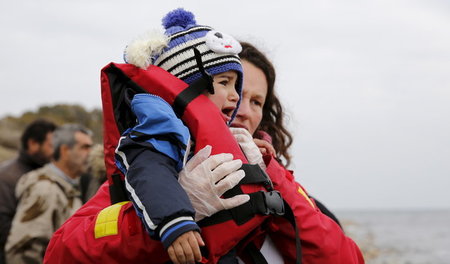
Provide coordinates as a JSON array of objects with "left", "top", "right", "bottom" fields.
[{"left": 336, "top": 209, "right": 450, "bottom": 264}]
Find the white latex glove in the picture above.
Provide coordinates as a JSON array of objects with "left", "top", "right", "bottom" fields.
[
  {"left": 178, "top": 145, "right": 250, "bottom": 221},
  {"left": 230, "top": 127, "right": 266, "bottom": 170}
]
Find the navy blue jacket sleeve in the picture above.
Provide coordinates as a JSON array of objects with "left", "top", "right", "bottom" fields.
[{"left": 115, "top": 94, "right": 198, "bottom": 249}]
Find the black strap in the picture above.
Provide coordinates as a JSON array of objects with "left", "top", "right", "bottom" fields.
[
  {"left": 172, "top": 48, "right": 214, "bottom": 118},
  {"left": 172, "top": 77, "right": 210, "bottom": 118},
  {"left": 243, "top": 201, "right": 302, "bottom": 264},
  {"left": 193, "top": 48, "right": 214, "bottom": 95},
  {"left": 198, "top": 164, "right": 279, "bottom": 226},
  {"left": 109, "top": 173, "right": 129, "bottom": 204},
  {"left": 283, "top": 200, "right": 302, "bottom": 264},
  {"left": 197, "top": 190, "right": 284, "bottom": 227},
  {"left": 221, "top": 164, "right": 273, "bottom": 200},
  {"left": 220, "top": 164, "right": 276, "bottom": 225},
  {"left": 234, "top": 165, "right": 299, "bottom": 262},
  {"left": 239, "top": 164, "right": 273, "bottom": 191},
  {"left": 245, "top": 243, "right": 268, "bottom": 264}
]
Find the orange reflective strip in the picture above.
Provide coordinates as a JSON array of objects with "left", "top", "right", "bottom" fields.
[{"left": 297, "top": 186, "right": 315, "bottom": 208}]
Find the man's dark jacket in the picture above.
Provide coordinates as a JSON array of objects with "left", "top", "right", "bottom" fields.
[{"left": 0, "top": 151, "right": 42, "bottom": 264}]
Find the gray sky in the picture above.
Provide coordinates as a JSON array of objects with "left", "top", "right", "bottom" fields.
[{"left": 1, "top": 0, "right": 449, "bottom": 210}]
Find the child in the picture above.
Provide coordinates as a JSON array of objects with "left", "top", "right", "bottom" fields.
[{"left": 116, "top": 8, "right": 249, "bottom": 264}]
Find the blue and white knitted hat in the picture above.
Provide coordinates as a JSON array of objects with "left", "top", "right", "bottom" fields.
[{"left": 124, "top": 8, "right": 243, "bottom": 99}]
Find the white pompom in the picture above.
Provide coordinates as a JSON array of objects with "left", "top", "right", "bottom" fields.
[{"left": 124, "top": 30, "right": 169, "bottom": 69}]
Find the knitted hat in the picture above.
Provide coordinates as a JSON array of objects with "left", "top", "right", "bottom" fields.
[{"left": 124, "top": 8, "right": 243, "bottom": 121}]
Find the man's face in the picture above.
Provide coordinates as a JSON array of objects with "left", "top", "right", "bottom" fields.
[
  {"left": 66, "top": 132, "right": 93, "bottom": 177},
  {"left": 28, "top": 132, "right": 54, "bottom": 166}
]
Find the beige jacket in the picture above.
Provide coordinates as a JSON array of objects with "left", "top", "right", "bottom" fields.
[{"left": 5, "top": 163, "right": 82, "bottom": 264}]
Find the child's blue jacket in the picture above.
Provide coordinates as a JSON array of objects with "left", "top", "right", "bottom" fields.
[{"left": 115, "top": 93, "right": 199, "bottom": 249}]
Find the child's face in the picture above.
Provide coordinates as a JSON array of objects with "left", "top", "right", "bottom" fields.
[{"left": 207, "top": 71, "right": 239, "bottom": 123}]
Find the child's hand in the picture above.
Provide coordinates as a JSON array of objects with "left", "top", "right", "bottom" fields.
[
  {"left": 167, "top": 231, "right": 205, "bottom": 264},
  {"left": 253, "top": 138, "right": 276, "bottom": 157}
]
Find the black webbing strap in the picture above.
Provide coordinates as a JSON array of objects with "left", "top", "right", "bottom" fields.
[
  {"left": 198, "top": 190, "right": 284, "bottom": 227},
  {"left": 245, "top": 242, "right": 268, "bottom": 264},
  {"left": 225, "top": 164, "right": 277, "bottom": 225},
  {"left": 243, "top": 201, "right": 302, "bottom": 264},
  {"left": 198, "top": 164, "right": 278, "bottom": 227},
  {"left": 239, "top": 164, "right": 273, "bottom": 191},
  {"left": 197, "top": 206, "right": 233, "bottom": 227},
  {"left": 284, "top": 200, "right": 302, "bottom": 264},
  {"left": 109, "top": 173, "right": 129, "bottom": 204},
  {"left": 172, "top": 77, "right": 210, "bottom": 118},
  {"left": 172, "top": 48, "right": 214, "bottom": 118}
]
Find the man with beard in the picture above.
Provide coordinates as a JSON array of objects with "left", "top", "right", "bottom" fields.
[
  {"left": 5, "top": 124, "right": 93, "bottom": 264},
  {"left": 0, "top": 119, "right": 56, "bottom": 264}
]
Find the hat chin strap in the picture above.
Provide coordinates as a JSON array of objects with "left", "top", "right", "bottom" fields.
[
  {"left": 193, "top": 47, "right": 214, "bottom": 94},
  {"left": 171, "top": 48, "right": 216, "bottom": 118}
]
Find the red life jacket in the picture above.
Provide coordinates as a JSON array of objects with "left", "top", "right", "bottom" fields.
[{"left": 44, "top": 63, "right": 276, "bottom": 264}]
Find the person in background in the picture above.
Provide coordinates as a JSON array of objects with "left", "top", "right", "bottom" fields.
[
  {"left": 0, "top": 119, "right": 56, "bottom": 264},
  {"left": 83, "top": 144, "right": 107, "bottom": 201},
  {"left": 236, "top": 41, "right": 341, "bottom": 226},
  {"left": 5, "top": 124, "right": 93, "bottom": 264}
]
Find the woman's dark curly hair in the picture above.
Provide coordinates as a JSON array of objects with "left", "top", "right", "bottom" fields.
[{"left": 239, "top": 42, "right": 293, "bottom": 167}]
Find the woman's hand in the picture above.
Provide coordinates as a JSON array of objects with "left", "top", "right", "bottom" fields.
[
  {"left": 178, "top": 145, "right": 250, "bottom": 221},
  {"left": 230, "top": 127, "right": 267, "bottom": 170}
]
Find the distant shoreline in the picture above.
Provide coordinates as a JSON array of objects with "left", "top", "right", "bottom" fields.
[{"left": 336, "top": 208, "right": 450, "bottom": 213}]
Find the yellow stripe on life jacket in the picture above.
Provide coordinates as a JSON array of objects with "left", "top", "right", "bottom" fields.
[
  {"left": 297, "top": 186, "right": 315, "bottom": 208},
  {"left": 94, "top": 201, "right": 130, "bottom": 239}
]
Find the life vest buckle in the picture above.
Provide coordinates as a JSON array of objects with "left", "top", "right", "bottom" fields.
[{"left": 262, "top": 190, "right": 284, "bottom": 216}]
